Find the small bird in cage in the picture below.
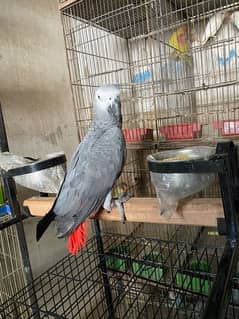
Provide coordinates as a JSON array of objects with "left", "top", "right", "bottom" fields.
[
  {"left": 36, "top": 85, "right": 127, "bottom": 255},
  {"left": 168, "top": 25, "right": 192, "bottom": 63}
]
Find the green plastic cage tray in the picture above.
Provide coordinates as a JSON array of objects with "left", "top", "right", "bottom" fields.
[
  {"left": 176, "top": 261, "right": 213, "bottom": 294},
  {"left": 105, "top": 243, "right": 131, "bottom": 272},
  {"left": 132, "top": 251, "right": 165, "bottom": 281}
]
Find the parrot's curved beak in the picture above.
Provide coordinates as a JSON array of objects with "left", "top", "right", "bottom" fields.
[{"left": 108, "top": 102, "right": 118, "bottom": 118}]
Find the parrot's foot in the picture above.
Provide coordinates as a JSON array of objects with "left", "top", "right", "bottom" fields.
[
  {"left": 112, "top": 191, "right": 133, "bottom": 224},
  {"left": 103, "top": 189, "right": 132, "bottom": 223},
  {"left": 103, "top": 191, "right": 112, "bottom": 212}
]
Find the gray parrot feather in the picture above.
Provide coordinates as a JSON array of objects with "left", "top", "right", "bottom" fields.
[{"left": 36, "top": 85, "right": 125, "bottom": 240}]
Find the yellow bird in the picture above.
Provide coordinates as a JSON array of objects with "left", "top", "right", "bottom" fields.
[{"left": 168, "top": 25, "right": 191, "bottom": 63}]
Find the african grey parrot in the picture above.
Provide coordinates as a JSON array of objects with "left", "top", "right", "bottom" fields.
[{"left": 36, "top": 85, "right": 126, "bottom": 244}]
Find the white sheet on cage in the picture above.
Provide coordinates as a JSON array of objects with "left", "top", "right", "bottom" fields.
[
  {"left": 0, "top": 152, "right": 65, "bottom": 194},
  {"left": 192, "top": 20, "right": 239, "bottom": 114},
  {"left": 66, "top": 16, "right": 193, "bottom": 125},
  {"left": 129, "top": 35, "right": 193, "bottom": 115}
]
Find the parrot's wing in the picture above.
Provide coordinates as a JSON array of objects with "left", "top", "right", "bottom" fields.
[
  {"left": 67, "top": 131, "right": 91, "bottom": 171},
  {"left": 54, "top": 127, "right": 125, "bottom": 228}
]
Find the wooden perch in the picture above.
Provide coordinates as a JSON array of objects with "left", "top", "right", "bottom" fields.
[{"left": 23, "top": 196, "right": 224, "bottom": 227}]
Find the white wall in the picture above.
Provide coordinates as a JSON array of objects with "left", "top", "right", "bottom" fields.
[
  {"left": 0, "top": 0, "right": 78, "bottom": 159},
  {"left": 0, "top": 0, "right": 79, "bottom": 276}
]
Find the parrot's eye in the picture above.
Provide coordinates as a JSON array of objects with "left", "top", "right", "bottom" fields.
[
  {"left": 98, "top": 96, "right": 100, "bottom": 99},
  {"left": 109, "top": 97, "right": 112, "bottom": 100}
]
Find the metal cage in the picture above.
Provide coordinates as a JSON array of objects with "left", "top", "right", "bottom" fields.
[
  {"left": 0, "top": 215, "right": 27, "bottom": 307},
  {"left": 1, "top": 140, "right": 239, "bottom": 318},
  {"left": 61, "top": 0, "right": 239, "bottom": 148},
  {"left": 2, "top": 1, "right": 239, "bottom": 318},
  {"left": 1, "top": 231, "right": 239, "bottom": 319},
  {"left": 60, "top": 0, "right": 239, "bottom": 200}
]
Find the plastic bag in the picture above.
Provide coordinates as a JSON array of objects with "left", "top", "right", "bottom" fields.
[{"left": 0, "top": 151, "right": 65, "bottom": 194}]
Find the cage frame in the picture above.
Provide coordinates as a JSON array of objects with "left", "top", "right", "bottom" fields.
[
  {"left": 2, "top": 0, "right": 239, "bottom": 317},
  {"left": 1, "top": 133, "right": 239, "bottom": 318},
  {"left": 59, "top": 0, "right": 239, "bottom": 151}
]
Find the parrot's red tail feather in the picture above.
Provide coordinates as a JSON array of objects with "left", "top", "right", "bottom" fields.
[{"left": 67, "top": 221, "right": 88, "bottom": 255}]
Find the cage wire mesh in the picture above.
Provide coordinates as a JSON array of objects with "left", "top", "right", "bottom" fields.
[
  {"left": 61, "top": 0, "right": 239, "bottom": 143},
  {"left": 59, "top": 3, "right": 239, "bottom": 317},
  {"left": 3, "top": 1, "right": 239, "bottom": 318},
  {"left": 61, "top": 0, "right": 239, "bottom": 201},
  {"left": 1, "top": 231, "right": 239, "bottom": 319},
  {"left": 0, "top": 215, "right": 27, "bottom": 313}
]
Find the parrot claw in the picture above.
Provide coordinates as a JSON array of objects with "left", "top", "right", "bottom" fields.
[
  {"left": 112, "top": 191, "right": 133, "bottom": 223},
  {"left": 103, "top": 191, "right": 113, "bottom": 212},
  {"left": 113, "top": 199, "right": 126, "bottom": 223},
  {"left": 103, "top": 188, "right": 132, "bottom": 222}
]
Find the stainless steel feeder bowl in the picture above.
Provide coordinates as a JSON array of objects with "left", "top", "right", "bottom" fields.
[{"left": 147, "top": 146, "right": 216, "bottom": 216}]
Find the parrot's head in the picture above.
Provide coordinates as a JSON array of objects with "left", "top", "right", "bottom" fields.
[{"left": 93, "top": 85, "right": 122, "bottom": 127}]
